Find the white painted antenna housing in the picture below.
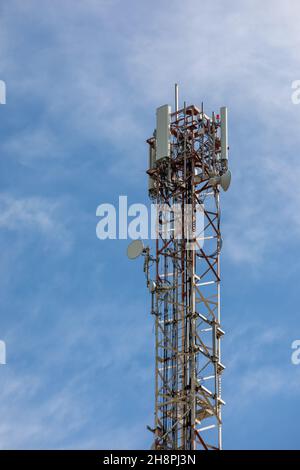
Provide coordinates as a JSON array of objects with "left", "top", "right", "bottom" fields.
[
  {"left": 220, "top": 106, "right": 228, "bottom": 161},
  {"left": 156, "top": 104, "right": 171, "bottom": 161}
]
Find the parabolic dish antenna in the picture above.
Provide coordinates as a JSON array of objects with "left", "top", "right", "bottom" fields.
[
  {"left": 220, "top": 169, "right": 231, "bottom": 192},
  {"left": 127, "top": 239, "right": 144, "bottom": 260}
]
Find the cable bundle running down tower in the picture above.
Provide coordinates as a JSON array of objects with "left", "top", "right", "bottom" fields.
[{"left": 128, "top": 86, "right": 230, "bottom": 450}]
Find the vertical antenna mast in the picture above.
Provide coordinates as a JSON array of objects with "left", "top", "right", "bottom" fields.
[
  {"left": 142, "top": 87, "right": 230, "bottom": 450},
  {"left": 175, "top": 83, "right": 179, "bottom": 114}
]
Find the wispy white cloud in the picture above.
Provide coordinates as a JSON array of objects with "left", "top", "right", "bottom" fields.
[
  {"left": 0, "top": 296, "right": 153, "bottom": 449},
  {"left": 224, "top": 322, "right": 300, "bottom": 413},
  {"left": 2, "top": 128, "right": 64, "bottom": 166},
  {"left": 0, "top": 192, "right": 73, "bottom": 252},
  {"left": 0, "top": 0, "right": 300, "bottom": 450},
  {"left": 1, "top": 0, "right": 300, "bottom": 264}
]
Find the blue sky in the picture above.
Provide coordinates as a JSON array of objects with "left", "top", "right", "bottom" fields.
[{"left": 0, "top": 0, "right": 300, "bottom": 449}]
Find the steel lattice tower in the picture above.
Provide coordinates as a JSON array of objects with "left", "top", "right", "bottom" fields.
[{"left": 144, "top": 88, "right": 230, "bottom": 450}]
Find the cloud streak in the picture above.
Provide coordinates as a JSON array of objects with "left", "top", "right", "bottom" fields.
[{"left": 0, "top": 0, "right": 300, "bottom": 450}]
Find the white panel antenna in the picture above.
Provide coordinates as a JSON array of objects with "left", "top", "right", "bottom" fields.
[{"left": 156, "top": 104, "right": 171, "bottom": 161}]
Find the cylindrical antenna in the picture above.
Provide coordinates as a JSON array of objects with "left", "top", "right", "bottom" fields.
[
  {"left": 220, "top": 106, "right": 228, "bottom": 161},
  {"left": 175, "top": 83, "right": 179, "bottom": 114}
]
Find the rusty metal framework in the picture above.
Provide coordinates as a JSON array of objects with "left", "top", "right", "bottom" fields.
[{"left": 145, "top": 97, "right": 228, "bottom": 450}]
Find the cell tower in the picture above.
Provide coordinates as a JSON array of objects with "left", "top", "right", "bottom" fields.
[{"left": 128, "top": 85, "right": 230, "bottom": 450}]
